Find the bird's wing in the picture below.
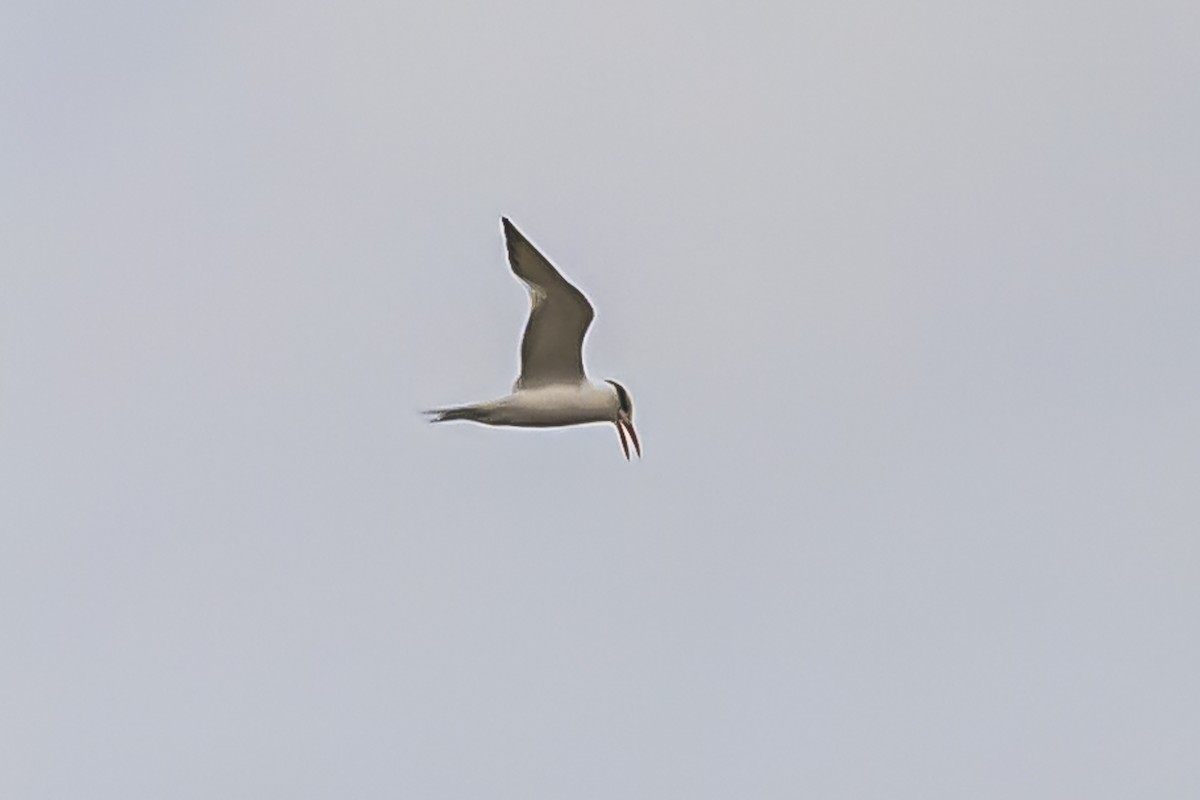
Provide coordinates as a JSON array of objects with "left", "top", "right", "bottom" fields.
[{"left": 503, "top": 218, "right": 595, "bottom": 389}]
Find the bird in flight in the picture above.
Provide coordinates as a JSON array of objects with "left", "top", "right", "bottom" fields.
[{"left": 425, "top": 218, "right": 641, "bottom": 460}]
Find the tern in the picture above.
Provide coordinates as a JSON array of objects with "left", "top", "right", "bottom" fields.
[{"left": 425, "top": 218, "right": 641, "bottom": 460}]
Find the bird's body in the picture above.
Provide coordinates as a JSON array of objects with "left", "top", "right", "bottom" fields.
[
  {"left": 426, "top": 218, "right": 641, "bottom": 459},
  {"left": 428, "top": 382, "right": 619, "bottom": 428}
]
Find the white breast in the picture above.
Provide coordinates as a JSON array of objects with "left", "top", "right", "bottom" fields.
[{"left": 492, "top": 383, "right": 616, "bottom": 427}]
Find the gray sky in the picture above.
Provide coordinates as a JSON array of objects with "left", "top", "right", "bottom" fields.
[{"left": 3, "top": 1, "right": 1198, "bottom": 797}]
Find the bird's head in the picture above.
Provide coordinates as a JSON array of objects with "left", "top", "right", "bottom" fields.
[{"left": 604, "top": 379, "right": 641, "bottom": 460}]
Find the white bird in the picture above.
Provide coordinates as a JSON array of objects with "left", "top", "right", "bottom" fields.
[{"left": 425, "top": 218, "right": 641, "bottom": 460}]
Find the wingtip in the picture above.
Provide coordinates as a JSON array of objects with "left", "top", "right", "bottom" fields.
[{"left": 501, "top": 217, "right": 522, "bottom": 246}]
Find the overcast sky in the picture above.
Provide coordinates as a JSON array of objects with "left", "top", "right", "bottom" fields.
[{"left": 2, "top": 1, "right": 1198, "bottom": 797}]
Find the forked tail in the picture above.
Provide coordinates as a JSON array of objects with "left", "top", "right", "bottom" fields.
[{"left": 422, "top": 404, "right": 491, "bottom": 424}]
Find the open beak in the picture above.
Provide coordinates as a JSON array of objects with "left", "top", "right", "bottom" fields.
[{"left": 615, "top": 412, "right": 641, "bottom": 460}]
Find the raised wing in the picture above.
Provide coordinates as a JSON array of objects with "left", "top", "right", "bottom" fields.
[{"left": 503, "top": 218, "right": 595, "bottom": 389}]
